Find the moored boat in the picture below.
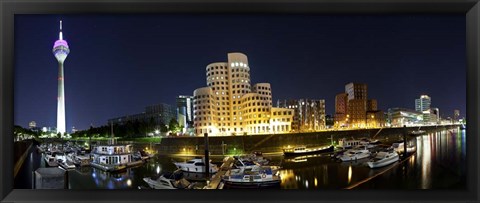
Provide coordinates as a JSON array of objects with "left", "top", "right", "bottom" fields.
[
  {"left": 90, "top": 144, "right": 144, "bottom": 172},
  {"left": 367, "top": 151, "right": 399, "bottom": 168},
  {"left": 283, "top": 145, "right": 334, "bottom": 156},
  {"left": 337, "top": 138, "right": 363, "bottom": 149},
  {"left": 44, "top": 152, "right": 58, "bottom": 167},
  {"left": 222, "top": 167, "right": 281, "bottom": 189},
  {"left": 338, "top": 148, "right": 371, "bottom": 162},
  {"left": 393, "top": 142, "right": 416, "bottom": 154},
  {"left": 57, "top": 158, "right": 76, "bottom": 170},
  {"left": 409, "top": 130, "right": 426, "bottom": 136},
  {"left": 143, "top": 171, "right": 196, "bottom": 189},
  {"left": 173, "top": 157, "right": 218, "bottom": 173}
]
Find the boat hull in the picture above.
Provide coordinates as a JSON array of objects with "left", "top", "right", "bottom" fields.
[
  {"left": 339, "top": 153, "right": 371, "bottom": 162},
  {"left": 90, "top": 160, "right": 143, "bottom": 172},
  {"left": 367, "top": 155, "right": 399, "bottom": 168},
  {"left": 283, "top": 145, "right": 334, "bottom": 157},
  {"left": 143, "top": 178, "right": 176, "bottom": 189},
  {"left": 174, "top": 163, "right": 218, "bottom": 174},
  {"left": 222, "top": 180, "right": 281, "bottom": 189}
]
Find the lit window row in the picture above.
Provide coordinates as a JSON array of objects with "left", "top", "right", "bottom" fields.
[{"left": 231, "top": 62, "right": 248, "bottom": 68}]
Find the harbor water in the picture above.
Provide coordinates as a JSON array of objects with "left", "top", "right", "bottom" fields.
[{"left": 14, "top": 128, "right": 466, "bottom": 189}]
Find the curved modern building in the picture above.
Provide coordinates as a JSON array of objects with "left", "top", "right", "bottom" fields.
[
  {"left": 52, "top": 20, "right": 70, "bottom": 135},
  {"left": 193, "top": 53, "right": 293, "bottom": 136}
]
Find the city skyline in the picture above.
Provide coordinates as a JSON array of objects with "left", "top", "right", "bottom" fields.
[{"left": 14, "top": 14, "right": 466, "bottom": 131}]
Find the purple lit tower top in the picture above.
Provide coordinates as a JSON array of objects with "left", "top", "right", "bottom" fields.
[{"left": 53, "top": 20, "right": 70, "bottom": 61}]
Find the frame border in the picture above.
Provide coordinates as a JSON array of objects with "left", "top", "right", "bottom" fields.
[{"left": 1, "top": 0, "right": 478, "bottom": 202}]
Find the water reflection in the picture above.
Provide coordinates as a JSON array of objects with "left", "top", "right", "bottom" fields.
[
  {"left": 420, "top": 134, "right": 432, "bottom": 189},
  {"left": 347, "top": 165, "right": 353, "bottom": 184},
  {"left": 21, "top": 129, "right": 465, "bottom": 190},
  {"left": 89, "top": 168, "right": 134, "bottom": 189},
  {"left": 275, "top": 129, "right": 465, "bottom": 189}
]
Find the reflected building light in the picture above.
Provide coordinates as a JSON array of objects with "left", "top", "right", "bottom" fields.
[
  {"left": 314, "top": 177, "right": 318, "bottom": 187},
  {"left": 126, "top": 179, "right": 132, "bottom": 187},
  {"left": 421, "top": 134, "right": 432, "bottom": 189},
  {"left": 305, "top": 180, "right": 309, "bottom": 188},
  {"left": 348, "top": 165, "right": 353, "bottom": 184},
  {"left": 156, "top": 165, "right": 161, "bottom": 174}
]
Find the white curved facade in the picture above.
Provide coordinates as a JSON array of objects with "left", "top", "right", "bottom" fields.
[
  {"left": 193, "top": 87, "right": 218, "bottom": 135},
  {"left": 193, "top": 53, "right": 292, "bottom": 136}
]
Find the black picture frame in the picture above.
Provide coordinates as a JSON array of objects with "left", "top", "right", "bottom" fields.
[{"left": 1, "top": 0, "right": 479, "bottom": 202}]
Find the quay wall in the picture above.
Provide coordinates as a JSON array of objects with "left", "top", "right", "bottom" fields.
[{"left": 154, "top": 125, "right": 461, "bottom": 155}]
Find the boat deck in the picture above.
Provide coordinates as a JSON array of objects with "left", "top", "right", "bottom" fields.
[{"left": 205, "top": 156, "right": 234, "bottom": 189}]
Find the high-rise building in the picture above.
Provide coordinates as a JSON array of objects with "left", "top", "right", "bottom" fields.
[
  {"left": 454, "top": 109, "right": 460, "bottom": 121},
  {"left": 109, "top": 103, "right": 176, "bottom": 128},
  {"left": 335, "top": 83, "right": 384, "bottom": 128},
  {"left": 430, "top": 107, "right": 440, "bottom": 124},
  {"left": 277, "top": 99, "right": 326, "bottom": 132},
  {"left": 29, "top": 121, "right": 37, "bottom": 129},
  {"left": 53, "top": 20, "right": 69, "bottom": 135},
  {"left": 176, "top": 95, "right": 194, "bottom": 130},
  {"left": 334, "top": 93, "right": 348, "bottom": 128},
  {"left": 193, "top": 53, "right": 293, "bottom": 136},
  {"left": 345, "top": 83, "right": 367, "bottom": 100},
  {"left": 415, "top": 95, "right": 432, "bottom": 123}
]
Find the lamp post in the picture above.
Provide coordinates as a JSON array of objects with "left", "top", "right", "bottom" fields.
[{"left": 204, "top": 133, "right": 209, "bottom": 178}]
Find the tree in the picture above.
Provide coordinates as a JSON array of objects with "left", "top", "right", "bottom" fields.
[{"left": 168, "top": 118, "right": 180, "bottom": 133}]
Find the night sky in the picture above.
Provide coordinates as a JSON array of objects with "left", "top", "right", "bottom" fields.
[{"left": 14, "top": 14, "right": 466, "bottom": 131}]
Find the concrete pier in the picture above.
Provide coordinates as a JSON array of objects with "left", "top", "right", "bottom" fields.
[{"left": 34, "top": 168, "right": 67, "bottom": 189}]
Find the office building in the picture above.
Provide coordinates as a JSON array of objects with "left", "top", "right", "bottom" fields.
[
  {"left": 387, "top": 108, "right": 423, "bottom": 127},
  {"left": 176, "top": 95, "right": 194, "bottom": 132},
  {"left": 192, "top": 53, "right": 293, "bottom": 136},
  {"left": 454, "top": 109, "right": 460, "bottom": 121},
  {"left": 415, "top": 95, "right": 432, "bottom": 123},
  {"left": 277, "top": 99, "right": 326, "bottom": 132},
  {"left": 109, "top": 103, "right": 176, "bottom": 128},
  {"left": 334, "top": 93, "right": 348, "bottom": 128},
  {"left": 335, "top": 83, "right": 384, "bottom": 128}
]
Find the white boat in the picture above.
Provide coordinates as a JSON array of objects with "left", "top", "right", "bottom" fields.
[
  {"left": 392, "top": 142, "right": 417, "bottom": 154},
  {"left": 173, "top": 157, "right": 218, "bottom": 173},
  {"left": 44, "top": 152, "right": 58, "bottom": 167},
  {"left": 359, "top": 138, "right": 380, "bottom": 148},
  {"left": 338, "top": 148, "right": 371, "bottom": 162},
  {"left": 367, "top": 151, "right": 399, "bottom": 168},
  {"left": 57, "top": 159, "right": 76, "bottom": 170},
  {"left": 338, "top": 138, "right": 363, "bottom": 149},
  {"left": 409, "top": 130, "right": 426, "bottom": 136},
  {"left": 233, "top": 157, "right": 260, "bottom": 170},
  {"left": 283, "top": 145, "right": 334, "bottom": 156},
  {"left": 222, "top": 167, "right": 281, "bottom": 188},
  {"left": 143, "top": 171, "right": 195, "bottom": 189},
  {"left": 90, "top": 144, "right": 144, "bottom": 172},
  {"left": 75, "top": 155, "right": 91, "bottom": 167},
  {"left": 237, "top": 152, "right": 271, "bottom": 166}
]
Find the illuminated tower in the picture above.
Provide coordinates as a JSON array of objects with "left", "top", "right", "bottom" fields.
[{"left": 52, "top": 20, "right": 69, "bottom": 135}]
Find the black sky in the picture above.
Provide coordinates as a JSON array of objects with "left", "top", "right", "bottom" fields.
[{"left": 14, "top": 14, "right": 466, "bottom": 131}]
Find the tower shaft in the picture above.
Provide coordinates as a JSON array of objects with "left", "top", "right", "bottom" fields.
[{"left": 57, "top": 61, "right": 66, "bottom": 134}]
